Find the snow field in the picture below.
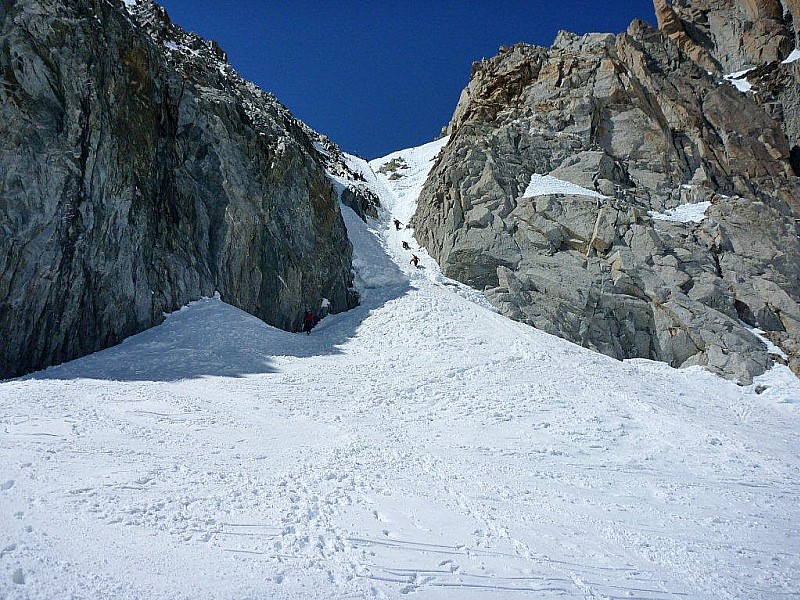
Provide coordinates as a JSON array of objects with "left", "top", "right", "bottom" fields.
[{"left": 0, "top": 139, "right": 799, "bottom": 599}]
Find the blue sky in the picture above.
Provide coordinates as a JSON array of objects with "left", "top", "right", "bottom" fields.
[{"left": 156, "top": 1, "right": 657, "bottom": 158}]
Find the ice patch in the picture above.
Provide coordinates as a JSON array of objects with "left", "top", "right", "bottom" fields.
[
  {"left": 522, "top": 174, "right": 607, "bottom": 199},
  {"left": 649, "top": 201, "right": 711, "bottom": 223},
  {"left": 312, "top": 141, "right": 331, "bottom": 157}
]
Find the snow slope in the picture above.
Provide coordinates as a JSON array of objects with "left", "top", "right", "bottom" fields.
[
  {"left": 1, "top": 139, "right": 799, "bottom": 600},
  {"left": 782, "top": 49, "right": 800, "bottom": 64}
]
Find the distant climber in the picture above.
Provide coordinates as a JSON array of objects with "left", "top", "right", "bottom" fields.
[
  {"left": 402, "top": 241, "right": 410, "bottom": 250},
  {"left": 394, "top": 219, "right": 403, "bottom": 231},
  {"left": 410, "top": 254, "right": 419, "bottom": 268},
  {"left": 303, "top": 309, "right": 315, "bottom": 335}
]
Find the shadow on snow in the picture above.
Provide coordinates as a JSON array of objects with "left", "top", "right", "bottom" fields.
[{"left": 25, "top": 208, "right": 411, "bottom": 383}]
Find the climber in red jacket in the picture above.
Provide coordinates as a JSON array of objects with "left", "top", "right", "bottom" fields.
[{"left": 303, "top": 309, "right": 315, "bottom": 335}]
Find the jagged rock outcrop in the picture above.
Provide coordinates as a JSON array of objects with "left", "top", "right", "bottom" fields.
[
  {"left": 655, "top": 0, "right": 797, "bottom": 73},
  {"left": 413, "top": 19, "right": 800, "bottom": 382},
  {"left": 749, "top": 58, "right": 800, "bottom": 174},
  {"left": 654, "top": 0, "right": 721, "bottom": 72},
  {"left": 313, "top": 136, "right": 381, "bottom": 220},
  {"left": 655, "top": 1, "right": 800, "bottom": 176},
  {"left": 0, "top": 0, "right": 360, "bottom": 379}
]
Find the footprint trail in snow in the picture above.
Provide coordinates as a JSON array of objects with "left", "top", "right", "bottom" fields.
[{"left": 1, "top": 139, "right": 799, "bottom": 599}]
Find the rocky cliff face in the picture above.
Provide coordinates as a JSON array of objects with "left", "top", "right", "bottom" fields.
[
  {"left": 655, "top": 0, "right": 800, "bottom": 176},
  {"left": 0, "top": 0, "right": 361, "bottom": 379},
  {"left": 413, "top": 5, "right": 800, "bottom": 382},
  {"left": 654, "top": 0, "right": 797, "bottom": 73}
]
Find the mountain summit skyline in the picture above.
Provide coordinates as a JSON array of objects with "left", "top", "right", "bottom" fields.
[{"left": 156, "top": 0, "right": 658, "bottom": 158}]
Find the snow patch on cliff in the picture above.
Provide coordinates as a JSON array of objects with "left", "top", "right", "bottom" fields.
[
  {"left": 522, "top": 173, "right": 608, "bottom": 199},
  {"left": 649, "top": 201, "right": 712, "bottom": 223}
]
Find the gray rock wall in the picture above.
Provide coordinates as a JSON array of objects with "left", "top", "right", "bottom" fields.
[
  {"left": 661, "top": 0, "right": 800, "bottom": 184},
  {"left": 0, "top": 0, "right": 357, "bottom": 379},
  {"left": 413, "top": 25, "right": 800, "bottom": 382},
  {"left": 655, "top": 0, "right": 796, "bottom": 73}
]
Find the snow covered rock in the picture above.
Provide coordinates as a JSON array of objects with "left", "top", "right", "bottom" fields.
[{"left": 0, "top": 0, "right": 358, "bottom": 379}]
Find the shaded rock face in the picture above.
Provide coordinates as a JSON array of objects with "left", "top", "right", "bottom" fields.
[
  {"left": 413, "top": 25, "right": 800, "bottom": 382},
  {"left": 0, "top": 0, "right": 358, "bottom": 379}
]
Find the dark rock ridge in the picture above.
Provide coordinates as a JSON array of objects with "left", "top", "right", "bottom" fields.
[
  {"left": 0, "top": 0, "right": 361, "bottom": 379},
  {"left": 413, "top": 4, "right": 800, "bottom": 382}
]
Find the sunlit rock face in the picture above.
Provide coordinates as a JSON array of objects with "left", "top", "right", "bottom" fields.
[
  {"left": 654, "top": 0, "right": 797, "bottom": 73},
  {"left": 413, "top": 11, "right": 800, "bottom": 382}
]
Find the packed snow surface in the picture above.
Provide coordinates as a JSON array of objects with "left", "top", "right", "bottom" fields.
[
  {"left": 649, "top": 201, "right": 712, "bottom": 223},
  {"left": 522, "top": 174, "right": 607, "bottom": 199},
  {"left": 2, "top": 139, "right": 800, "bottom": 600}
]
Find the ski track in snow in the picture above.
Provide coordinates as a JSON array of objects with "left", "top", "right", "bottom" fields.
[{"left": 1, "top": 140, "right": 800, "bottom": 599}]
